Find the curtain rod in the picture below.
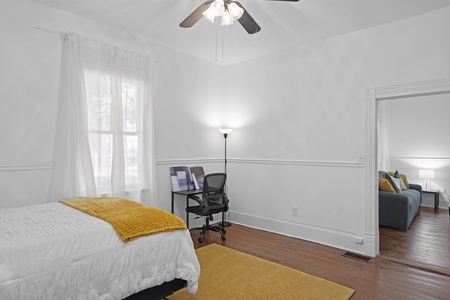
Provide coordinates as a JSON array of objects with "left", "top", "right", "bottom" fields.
[
  {"left": 35, "top": 26, "right": 158, "bottom": 63},
  {"left": 36, "top": 26, "right": 67, "bottom": 37}
]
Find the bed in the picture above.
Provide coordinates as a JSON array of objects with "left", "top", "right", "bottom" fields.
[{"left": 0, "top": 198, "right": 200, "bottom": 300}]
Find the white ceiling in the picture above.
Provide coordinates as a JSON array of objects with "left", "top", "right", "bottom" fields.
[{"left": 34, "top": 0, "right": 450, "bottom": 66}]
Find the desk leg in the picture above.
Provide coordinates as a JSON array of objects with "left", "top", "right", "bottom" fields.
[
  {"left": 171, "top": 192, "right": 174, "bottom": 214},
  {"left": 186, "top": 196, "right": 189, "bottom": 229},
  {"left": 434, "top": 193, "right": 439, "bottom": 210}
]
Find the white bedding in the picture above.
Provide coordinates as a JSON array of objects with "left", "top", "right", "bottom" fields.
[{"left": 0, "top": 202, "right": 200, "bottom": 300}]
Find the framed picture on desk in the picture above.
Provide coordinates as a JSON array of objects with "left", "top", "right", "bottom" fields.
[
  {"left": 170, "top": 166, "right": 193, "bottom": 191},
  {"left": 190, "top": 166, "right": 205, "bottom": 190}
]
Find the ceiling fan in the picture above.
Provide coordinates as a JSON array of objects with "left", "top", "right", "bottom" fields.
[{"left": 180, "top": 0, "right": 299, "bottom": 35}]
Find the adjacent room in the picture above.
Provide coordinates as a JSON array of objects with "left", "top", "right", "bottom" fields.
[{"left": 1, "top": 0, "right": 450, "bottom": 299}]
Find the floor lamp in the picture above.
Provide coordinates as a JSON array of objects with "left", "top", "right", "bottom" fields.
[{"left": 219, "top": 128, "right": 232, "bottom": 227}]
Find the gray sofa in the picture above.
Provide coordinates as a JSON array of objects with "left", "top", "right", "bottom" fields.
[{"left": 379, "top": 171, "right": 422, "bottom": 230}]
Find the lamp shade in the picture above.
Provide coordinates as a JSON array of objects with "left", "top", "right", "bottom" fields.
[
  {"left": 210, "top": 0, "right": 225, "bottom": 16},
  {"left": 228, "top": 2, "right": 244, "bottom": 20},
  {"left": 419, "top": 169, "right": 435, "bottom": 180},
  {"left": 221, "top": 11, "right": 234, "bottom": 26},
  {"left": 202, "top": 8, "right": 217, "bottom": 23},
  {"left": 219, "top": 128, "right": 232, "bottom": 134}
]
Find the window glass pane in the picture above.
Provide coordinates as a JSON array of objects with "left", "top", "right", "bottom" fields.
[
  {"left": 122, "top": 79, "right": 138, "bottom": 133},
  {"left": 124, "top": 135, "right": 138, "bottom": 189},
  {"left": 85, "top": 71, "right": 112, "bottom": 132}
]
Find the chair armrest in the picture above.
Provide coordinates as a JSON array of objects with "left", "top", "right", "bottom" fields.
[{"left": 188, "top": 195, "right": 203, "bottom": 206}]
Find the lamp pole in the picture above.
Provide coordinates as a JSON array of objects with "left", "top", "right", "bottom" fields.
[
  {"left": 224, "top": 132, "right": 228, "bottom": 174},
  {"left": 219, "top": 128, "right": 232, "bottom": 227},
  {"left": 219, "top": 129, "right": 232, "bottom": 175}
]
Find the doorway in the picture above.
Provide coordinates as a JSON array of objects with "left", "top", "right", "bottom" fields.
[{"left": 364, "top": 78, "right": 450, "bottom": 257}]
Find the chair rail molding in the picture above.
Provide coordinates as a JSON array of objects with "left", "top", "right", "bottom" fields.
[
  {"left": 157, "top": 158, "right": 364, "bottom": 168},
  {"left": 0, "top": 162, "right": 54, "bottom": 172},
  {"left": 156, "top": 158, "right": 223, "bottom": 165},
  {"left": 364, "top": 77, "right": 450, "bottom": 257},
  {"left": 231, "top": 158, "right": 363, "bottom": 168}
]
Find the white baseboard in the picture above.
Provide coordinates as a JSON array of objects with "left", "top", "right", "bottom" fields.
[{"left": 229, "top": 211, "right": 371, "bottom": 256}]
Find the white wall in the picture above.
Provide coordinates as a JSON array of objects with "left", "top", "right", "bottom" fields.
[
  {"left": 222, "top": 7, "right": 450, "bottom": 253},
  {"left": 0, "top": 0, "right": 222, "bottom": 209},
  {"left": 385, "top": 93, "right": 450, "bottom": 208}
]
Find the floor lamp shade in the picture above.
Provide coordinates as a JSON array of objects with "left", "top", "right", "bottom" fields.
[{"left": 219, "top": 128, "right": 232, "bottom": 138}]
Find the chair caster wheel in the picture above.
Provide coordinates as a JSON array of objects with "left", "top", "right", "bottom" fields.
[
  {"left": 222, "top": 229, "right": 227, "bottom": 234},
  {"left": 221, "top": 236, "right": 226, "bottom": 241},
  {"left": 198, "top": 236, "right": 203, "bottom": 243}
]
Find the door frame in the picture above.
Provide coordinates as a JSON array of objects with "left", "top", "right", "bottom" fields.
[{"left": 364, "top": 78, "right": 450, "bottom": 257}]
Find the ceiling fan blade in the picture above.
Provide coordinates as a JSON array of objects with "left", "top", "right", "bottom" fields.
[
  {"left": 180, "top": 1, "right": 211, "bottom": 28},
  {"left": 233, "top": 1, "right": 261, "bottom": 34}
]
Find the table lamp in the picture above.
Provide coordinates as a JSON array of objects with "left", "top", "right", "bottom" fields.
[{"left": 419, "top": 169, "right": 435, "bottom": 190}]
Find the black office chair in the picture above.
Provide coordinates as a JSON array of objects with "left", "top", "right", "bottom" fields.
[{"left": 186, "top": 173, "right": 229, "bottom": 243}]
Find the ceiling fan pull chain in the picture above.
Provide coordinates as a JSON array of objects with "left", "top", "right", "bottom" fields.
[{"left": 215, "top": 20, "right": 218, "bottom": 62}]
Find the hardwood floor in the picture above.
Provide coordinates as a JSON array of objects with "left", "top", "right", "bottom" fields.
[
  {"left": 189, "top": 207, "right": 450, "bottom": 299},
  {"left": 379, "top": 207, "right": 450, "bottom": 277}
]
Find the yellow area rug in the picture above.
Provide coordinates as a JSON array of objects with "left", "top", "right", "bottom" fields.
[{"left": 169, "top": 244, "right": 354, "bottom": 300}]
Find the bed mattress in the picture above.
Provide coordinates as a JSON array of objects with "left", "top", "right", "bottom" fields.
[{"left": 0, "top": 202, "right": 200, "bottom": 300}]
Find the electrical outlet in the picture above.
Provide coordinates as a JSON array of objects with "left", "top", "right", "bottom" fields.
[
  {"left": 292, "top": 206, "right": 298, "bottom": 217},
  {"left": 354, "top": 237, "right": 363, "bottom": 244}
]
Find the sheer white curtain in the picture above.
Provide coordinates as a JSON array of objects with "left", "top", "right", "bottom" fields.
[
  {"left": 49, "top": 33, "right": 156, "bottom": 205},
  {"left": 377, "top": 100, "right": 390, "bottom": 172}
]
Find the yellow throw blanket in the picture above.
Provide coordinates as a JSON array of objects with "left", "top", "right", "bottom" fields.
[{"left": 61, "top": 197, "right": 187, "bottom": 243}]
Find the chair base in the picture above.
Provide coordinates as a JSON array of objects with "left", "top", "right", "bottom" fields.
[
  {"left": 190, "top": 222, "right": 227, "bottom": 243},
  {"left": 220, "top": 221, "right": 232, "bottom": 227}
]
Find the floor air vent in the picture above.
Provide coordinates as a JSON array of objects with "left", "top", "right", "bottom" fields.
[{"left": 342, "top": 251, "right": 372, "bottom": 263}]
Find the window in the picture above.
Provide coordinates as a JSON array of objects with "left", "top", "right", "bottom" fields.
[
  {"left": 49, "top": 33, "right": 155, "bottom": 204},
  {"left": 85, "top": 71, "right": 144, "bottom": 195}
]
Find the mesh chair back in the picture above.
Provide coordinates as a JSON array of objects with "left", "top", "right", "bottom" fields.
[{"left": 203, "top": 173, "right": 227, "bottom": 204}]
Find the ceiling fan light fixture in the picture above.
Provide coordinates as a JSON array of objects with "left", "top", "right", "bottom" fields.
[
  {"left": 221, "top": 11, "right": 234, "bottom": 26},
  {"left": 202, "top": 7, "right": 217, "bottom": 23},
  {"left": 211, "top": 0, "right": 225, "bottom": 16},
  {"left": 202, "top": 0, "right": 228, "bottom": 23},
  {"left": 228, "top": 2, "right": 244, "bottom": 20},
  {"left": 182, "top": 0, "right": 269, "bottom": 34}
]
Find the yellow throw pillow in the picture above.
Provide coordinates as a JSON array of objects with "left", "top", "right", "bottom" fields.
[
  {"left": 399, "top": 173, "right": 409, "bottom": 189},
  {"left": 379, "top": 177, "right": 396, "bottom": 192},
  {"left": 399, "top": 177, "right": 407, "bottom": 190}
]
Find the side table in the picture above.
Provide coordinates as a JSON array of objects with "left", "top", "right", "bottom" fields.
[{"left": 422, "top": 190, "right": 439, "bottom": 210}]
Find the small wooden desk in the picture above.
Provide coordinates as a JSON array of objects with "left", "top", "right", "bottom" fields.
[
  {"left": 422, "top": 190, "right": 439, "bottom": 210},
  {"left": 171, "top": 189, "right": 202, "bottom": 228}
]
